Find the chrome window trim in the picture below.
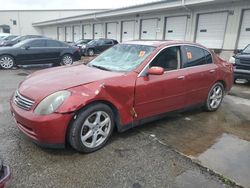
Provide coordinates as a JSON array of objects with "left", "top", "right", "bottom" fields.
[{"left": 138, "top": 43, "right": 214, "bottom": 77}]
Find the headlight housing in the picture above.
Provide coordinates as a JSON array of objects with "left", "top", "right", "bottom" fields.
[
  {"left": 229, "top": 56, "right": 235, "bottom": 64},
  {"left": 81, "top": 44, "right": 86, "bottom": 49},
  {"left": 34, "top": 90, "right": 71, "bottom": 115}
]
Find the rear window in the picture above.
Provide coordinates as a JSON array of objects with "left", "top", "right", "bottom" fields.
[{"left": 183, "top": 46, "right": 212, "bottom": 68}]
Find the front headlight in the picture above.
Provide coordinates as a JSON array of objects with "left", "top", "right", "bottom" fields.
[
  {"left": 81, "top": 45, "right": 86, "bottom": 49},
  {"left": 229, "top": 56, "right": 235, "bottom": 64},
  {"left": 34, "top": 90, "right": 71, "bottom": 115}
]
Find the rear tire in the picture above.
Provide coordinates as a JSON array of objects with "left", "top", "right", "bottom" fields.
[
  {"left": 0, "top": 55, "right": 15, "bottom": 69},
  {"left": 68, "top": 103, "right": 114, "bottom": 153},
  {"left": 61, "top": 54, "right": 73, "bottom": 66},
  {"left": 88, "top": 49, "right": 95, "bottom": 56},
  {"left": 204, "top": 82, "right": 224, "bottom": 112}
]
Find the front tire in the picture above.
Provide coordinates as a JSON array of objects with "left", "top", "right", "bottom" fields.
[
  {"left": 0, "top": 55, "right": 15, "bottom": 69},
  {"left": 88, "top": 49, "right": 95, "bottom": 56},
  {"left": 61, "top": 54, "right": 73, "bottom": 66},
  {"left": 205, "top": 82, "right": 224, "bottom": 112},
  {"left": 68, "top": 103, "right": 114, "bottom": 153}
]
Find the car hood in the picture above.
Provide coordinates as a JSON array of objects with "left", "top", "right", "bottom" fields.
[{"left": 18, "top": 65, "right": 123, "bottom": 101}]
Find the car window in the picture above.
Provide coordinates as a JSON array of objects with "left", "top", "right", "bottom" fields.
[
  {"left": 89, "top": 44, "right": 156, "bottom": 72},
  {"left": 28, "top": 40, "right": 46, "bottom": 47},
  {"left": 150, "top": 46, "right": 181, "bottom": 71},
  {"left": 97, "top": 40, "right": 105, "bottom": 46},
  {"left": 46, "top": 40, "right": 63, "bottom": 47},
  {"left": 183, "top": 46, "right": 207, "bottom": 68},
  {"left": 204, "top": 50, "right": 213, "bottom": 64},
  {"left": 104, "top": 40, "right": 113, "bottom": 45}
]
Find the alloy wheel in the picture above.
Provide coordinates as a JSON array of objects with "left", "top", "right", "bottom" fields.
[
  {"left": 62, "top": 55, "right": 73, "bottom": 65},
  {"left": 80, "top": 111, "right": 111, "bottom": 148},
  {"left": 0, "top": 56, "right": 14, "bottom": 69},
  {"left": 209, "top": 85, "right": 223, "bottom": 109}
]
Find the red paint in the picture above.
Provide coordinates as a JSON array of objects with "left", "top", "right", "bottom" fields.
[{"left": 10, "top": 41, "right": 233, "bottom": 147}]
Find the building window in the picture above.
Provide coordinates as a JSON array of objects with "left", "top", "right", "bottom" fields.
[{"left": 13, "top": 20, "right": 17, "bottom": 25}]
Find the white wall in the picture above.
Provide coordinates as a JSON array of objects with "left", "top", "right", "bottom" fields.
[{"left": 0, "top": 9, "right": 105, "bottom": 35}]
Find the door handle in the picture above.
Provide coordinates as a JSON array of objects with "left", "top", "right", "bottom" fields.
[
  {"left": 209, "top": 69, "right": 215, "bottom": 73},
  {"left": 177, "top": 75, "right": 185, "bottom": 80}
]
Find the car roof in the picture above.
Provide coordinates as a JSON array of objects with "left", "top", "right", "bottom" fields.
[{"left": 123, "top": 40, "right": 205, "bottom": 48}]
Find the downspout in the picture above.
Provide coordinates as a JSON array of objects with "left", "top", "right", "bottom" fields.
[{"left": 181, "top": 0, "right": 192, "bottom": 12}]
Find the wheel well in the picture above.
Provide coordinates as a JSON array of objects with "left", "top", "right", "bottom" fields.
[
  {"left": 65, "top": 100, "right": 120, "bottom": 143},
  {"left": 216, "top": 80, "right": 226, "bottom": 90},
  {"left": 0, "top": 54, "right": 15, "bottom": 62}
]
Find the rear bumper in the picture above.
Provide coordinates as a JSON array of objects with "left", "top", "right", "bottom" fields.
[
  {"left": 0, "top": 165, "right": 11, "bottom": 188},
  {"left": 234, "top": 69, "right": 250, "bottom": 80},
  {"left": 10, "top": 100, "right": 73, "bottom": 148}
]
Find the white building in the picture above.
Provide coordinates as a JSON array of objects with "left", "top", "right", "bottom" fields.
[
  {"left": 1, "top": 0, "right": 250, "bottom": 59},
  {"left": 0, "top": 9, "right": 108, "bottom": 36}
]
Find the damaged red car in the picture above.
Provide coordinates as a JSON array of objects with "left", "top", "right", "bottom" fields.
[{"left": 10, "top": 41, "right": 233, "bottom": 153}]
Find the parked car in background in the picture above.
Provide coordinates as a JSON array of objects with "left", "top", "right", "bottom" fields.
[
  {"left": 10, "top": 41, "right": 233, "bottom": 153},
  {"left": 2, "top": 35, "right": 45, "bottom": 47},
  {"left": 0, "top": 160, "right": 11, "bottom": 188},
  {"left": 0, "top": 35, "right": 18, "bottom": 47},
  {"left": 229, "top": 44, "right": 250, "bottom": 82},
  {"left": 82, "top": 38, "right": 118, "bottom": 56},
  {"left": 0, "top": 38, "right": 81, "bottom": 69},
  {"left": 0, "top": 33, "right": 10, "bottom": 39},
  {"left": 72, "top": 39, "right": 92, "bottom": 47}
]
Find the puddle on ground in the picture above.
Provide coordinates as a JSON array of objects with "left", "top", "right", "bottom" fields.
[
  {"left": 196, "top": 133, "right": 250, "bottom": 188},
  {"left": 138, "top": 95, "right": 250, "bottom": 187},
  {"left": 17, "top": 72, "right": 29, "bottom": 76}
]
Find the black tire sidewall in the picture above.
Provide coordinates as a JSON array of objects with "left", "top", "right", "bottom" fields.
[
  {"left": 69, "top": 103, "right": 114, "bottom": 153},
  {"left": 0, "top": 55, "right": 15, "bottom": 69},
  {"left": 205, "top": 82, "right": 224, "bottom": 112}
]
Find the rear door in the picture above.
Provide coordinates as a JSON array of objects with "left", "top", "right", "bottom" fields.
[
  {"left": 45, "top": 40, "right": 65, "bottom": 63},
  {"left": 182, "top": 45, "right": 217, "bottom": 105},
  {"left": 16, "top": 40, "right": 47, "bottom": 65}
]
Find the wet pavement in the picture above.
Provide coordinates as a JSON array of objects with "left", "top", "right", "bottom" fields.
[{"left": 0, "top": 67, "right": 249, "bottom": 188}]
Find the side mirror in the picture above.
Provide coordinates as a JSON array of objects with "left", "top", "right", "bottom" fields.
[
  {"left": 147, "top": 66, "right": 164, "bottom": 75},
  {"left": 24, "top": 45, "right": 30, "bottom": 50}
]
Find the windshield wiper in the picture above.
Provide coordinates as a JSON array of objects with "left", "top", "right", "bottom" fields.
[{"left": 91, "top": 65, "right": 111, "bottom": 71}]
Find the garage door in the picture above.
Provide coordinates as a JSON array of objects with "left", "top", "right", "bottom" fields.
[
  {"left": 165, "top": 16, "right": 187, "bottom": 40},
  {"left": 141, "top": 18, "right": 158, "bottom": 40},
  {"left": 57, "top": 27, "right": 64, "bottom": 41},
  {"left": 196, "top": 12, "right": 228, "bottom": 49},
  {"left": 65, "top": 26, "right": 72, "bottom": 42},
  {"left": 238, "top": 10, "right": 250, "bottom": 49},
  {"left": 94, "top": 24, "right": 104, "bottom": 39},
  {"left": 83, "top": 24, "right": 91, "bottom": 39},
  {"left": 122, "top": 21, "right": 135, "bottom": 42},
  {"left": 106, "top": 22, "right": 118, "bottom": 40},
  {"left": 73, "top": 25, "right": 81, "bottom": 42}
]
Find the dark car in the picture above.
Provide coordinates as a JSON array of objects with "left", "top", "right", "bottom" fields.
[
  {"left": 2, "top": 35, "right": 45, "bottom": 47},
  {"left": 230, "top": 44, "right": 250, "bottom": 82},
  {"left": 0, "top": 160, "right": 11, "bottom": 188},
  {"left": 10, "top": 41, "right": 233, "bottom": 153},
  {"left": 0, "top": 35, "right": 18, "bottom": 47},
  {"left": 82, "top": 38, "right": 118, "bottom": 56},
  {"left": 0, "top": 38, "right": 81, "bottom": 69},
  {"left": 72, "top": 39, "right": 92, "bottom": 47}
]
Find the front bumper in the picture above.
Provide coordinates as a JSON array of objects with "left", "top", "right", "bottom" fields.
[
  {"left": 10, "top": 100, "right": 74, "bottom": 148},
  {"left": 234, "top": 69, "right": 250, "bottom": 80}
]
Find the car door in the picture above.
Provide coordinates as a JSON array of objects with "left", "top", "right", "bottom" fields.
[
  {"left": 181, "top": 45, "right": 218, "bottom": 106},
  {"left": 94, "top": 40, "right": 104, "bottom": 53},
  {"left": 16, "top": 40, "right": 47, "bottom": 65},
  {"left": 45, "top": 40, "right": 65, "bottom": 63},
  {"left": 134, "top": 46, "right": 189, "bottom": 120}
]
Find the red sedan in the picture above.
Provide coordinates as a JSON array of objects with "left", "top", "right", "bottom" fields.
[{"left": 10, "top": 41, "right": 233, "bottom": 153}]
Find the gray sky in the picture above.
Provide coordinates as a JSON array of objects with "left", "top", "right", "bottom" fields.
[{"left": 0, "top": 0, "right": 161, "bottom": 10}]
